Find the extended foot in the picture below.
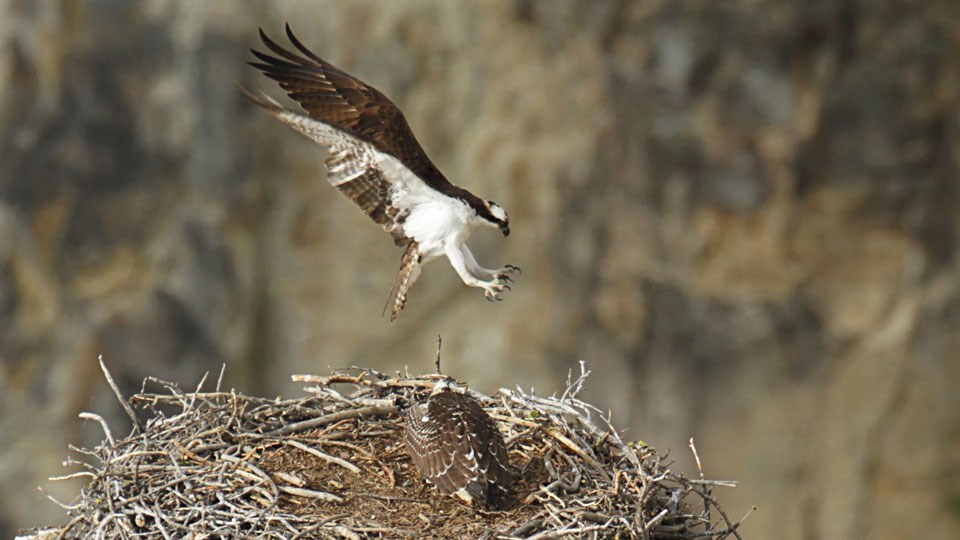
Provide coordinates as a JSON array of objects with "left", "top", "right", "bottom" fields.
[
  {"left": 494, "top": 264, "right": 521, "bottom": 282},
  {"left": 483, "top": 281, "right": 511, "bottom": 302}
]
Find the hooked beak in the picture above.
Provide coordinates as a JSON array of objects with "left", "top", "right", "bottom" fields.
[{"left": 500, "top": 223, "right": 510, "bottom": 237}]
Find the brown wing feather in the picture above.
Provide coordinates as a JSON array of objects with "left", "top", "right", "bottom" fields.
[
  {"left": 435, "top": 392, "right": 512, "bottom": 498},
  {"left": 402, "top": 391, "right": 511, "bottom": 505},
  {"left": 324, "top": 145, "right": 409, "bottom": 243},
  {"left": 249, "top": 24, "right": 455, "bottom": 194},
  {"left": 404, "top": 401, "right": 460, "bottom": 495},
  {"left": 240, "top": 85, "right": 412, "bottom": 243}
]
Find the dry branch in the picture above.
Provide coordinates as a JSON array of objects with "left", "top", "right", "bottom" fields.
[{"left": 18, "top": 363, "right": 748, "bottom": 539}]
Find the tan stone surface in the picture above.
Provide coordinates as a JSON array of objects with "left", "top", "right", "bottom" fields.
[{"left": 1, "top": 1, "right": 959, "bottom": 538}]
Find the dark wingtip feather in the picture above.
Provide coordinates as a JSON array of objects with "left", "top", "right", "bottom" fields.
[
  {"left": 258, "top": 27, "right": 271, "bottom": 46},
  {"left": 285, "top": 23, "right": 325, "bottom": 64},
  {"left": 249, "top": 49, "right": 275, "bottom": 65},
  {"left": 249, "top": 49, "right": 303, "bottom": 72}
]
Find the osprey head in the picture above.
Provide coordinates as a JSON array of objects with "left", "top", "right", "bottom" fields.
[
  {"left": 483, "top": 201, "right": 510, "bottom": 237},
  {"left": 431, "top": 377, "right": 459, "bottom": 396}
]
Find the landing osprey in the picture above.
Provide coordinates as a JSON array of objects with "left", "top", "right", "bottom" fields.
[
  {"left": 245, "top": 25, "right": 518, "bottom": 320},
  {"left": 403, "top": 379, "right": 512, "bottom": 507}
]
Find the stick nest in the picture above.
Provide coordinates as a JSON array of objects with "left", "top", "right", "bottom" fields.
[{"left": 24, "top": 363, "right": 748, "bottom": 539}]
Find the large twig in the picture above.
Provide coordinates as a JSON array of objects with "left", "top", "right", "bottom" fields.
[
  {"left": 265, "top": 404, "right": 398, "bottom": 437},
  {"left": 99, "top": 355, "right": 140, "bottom": 433}
]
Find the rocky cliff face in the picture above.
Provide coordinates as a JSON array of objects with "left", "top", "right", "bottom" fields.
[{"left": 2, "top": 1, "right": 958, "bottom": 538}]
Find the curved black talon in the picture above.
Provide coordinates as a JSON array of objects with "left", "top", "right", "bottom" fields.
[
  {"left": 499, "top": 275, "right": 514, "bottom": 283},
  {"left": 505, "top": 264, "right": 521, "bottom": 274},
  {"left": 503, "top": 285, "right": 511, "bottom": 292}
]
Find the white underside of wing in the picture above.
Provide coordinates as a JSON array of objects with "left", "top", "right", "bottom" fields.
[{"left": 269, "top": 107, "right": 480, "bottom": 257}]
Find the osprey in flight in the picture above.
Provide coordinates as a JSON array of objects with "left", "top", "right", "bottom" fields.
[
  {"left": 245, "top": 25, "right": 519, "bottom": 320},
  {"left": 403, "top": 380, "right": 512, "bottom": 507}
]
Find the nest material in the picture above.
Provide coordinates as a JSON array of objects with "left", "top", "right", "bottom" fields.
[{"left": 24, "top": 363, "right": 749, "bottom": 539}]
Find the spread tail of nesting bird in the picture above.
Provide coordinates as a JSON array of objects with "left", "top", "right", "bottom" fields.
[{"left": 383, "top": 241, "right": 422, "bottom": 321}]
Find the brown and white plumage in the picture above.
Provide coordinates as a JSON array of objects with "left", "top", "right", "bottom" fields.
[
  {"left": 244, "top": 25, "right": 519, "bottom": 320},
  {"left": 386, "top": 241, "right": 422, "bottom": 320},
  {"left": 403, "top": 381, "right": 512, "bottom": 507}
]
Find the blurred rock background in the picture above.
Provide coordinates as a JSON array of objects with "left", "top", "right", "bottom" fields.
[{"left": 1, "top": 0, "right": 958, "bottom": 538}]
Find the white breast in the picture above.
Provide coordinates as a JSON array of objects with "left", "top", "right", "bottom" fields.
[
  {"left": 375, "top": 151, "right": 479, "bottom": 260},
  {"left": 402, "top": 201, "right": 471, "bottom": 259}
]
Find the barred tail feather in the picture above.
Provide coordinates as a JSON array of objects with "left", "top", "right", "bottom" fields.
[{"left": 383, "top": 242, "right": 421, "bottom": 321}]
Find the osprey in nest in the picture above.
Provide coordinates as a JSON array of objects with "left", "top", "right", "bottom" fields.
[
  {"left": 403, "top": 379, "right": 512, "bottom": 507},
  {"left": 244, "top": 25, "right": 519, "bottom": 320}
]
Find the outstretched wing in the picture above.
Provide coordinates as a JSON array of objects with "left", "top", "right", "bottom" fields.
[
  {"left": 325, "top": 145, "right": 410, "bottom": 244},
  {"left": 248, "top": 24, "right": 455, "bottom": 193},
  {"left": 240, "top": 87, "right": 413, "bottom": 243}
]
